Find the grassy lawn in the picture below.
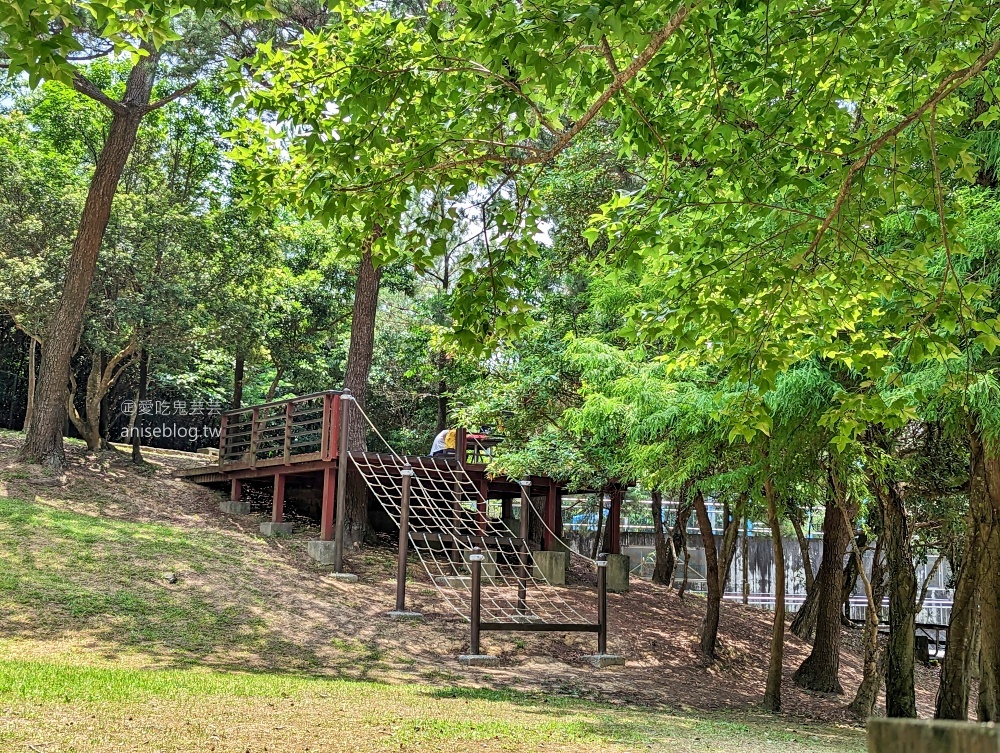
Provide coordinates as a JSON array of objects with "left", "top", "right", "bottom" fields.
[
  {"left": 0, "top": 492, "right": 866, "bottom": 752},
  {"left": 0, "top": 659, "right": 864, "bottom": 752}
]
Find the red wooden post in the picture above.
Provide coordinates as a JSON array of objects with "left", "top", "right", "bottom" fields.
[
  {"left": 283, "top": 401, "right": 293, "bottom": 464},
  {"left": 320, "top": 465, "right": 335, "bottom": 541},
  {"left": 320, "top": 393, "right": 332, "bottom": 460},
  {"left": 457, "top": 427, "right": 468, "bottom": 466},
  {"left": 330, "top": 392, "right": 341, "bottom": 459},
  {"left": 230, "top": 478, "right": 242, "bottom": 502},
  {"left": 608, "top": 488, "right": 622, "bottom": 555},
  {"left": 544, "top": 481, "right": 557, "bottom": 550},
  {"left": 272, "top": 473, "right": 286, "bottom": 523}
]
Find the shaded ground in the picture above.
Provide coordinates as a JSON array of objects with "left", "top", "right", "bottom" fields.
[{"left": 0, "top": 430, "right": 925, "bottom": 750}]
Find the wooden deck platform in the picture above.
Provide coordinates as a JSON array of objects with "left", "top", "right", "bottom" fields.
[{"left": 175, "top": 389, "right": 626, "bottom": 554}]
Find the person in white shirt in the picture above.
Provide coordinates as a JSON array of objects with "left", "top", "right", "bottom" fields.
[{"left": 431, "top": 428, "right": 457, "bottom": 457}]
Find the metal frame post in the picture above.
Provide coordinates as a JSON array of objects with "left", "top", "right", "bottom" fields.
[
  {"left": 395, "top": 465, "right": 414, "bottom": 612},
  {"left": 597, "top": 553, "right": 608, "bottom": 655},
  {"left": 333, "top": 389, "right": 353, "bottom": 572},
  {"left": 469, "top": 547, "right": 484, "bottom": 655},
  {"left": 518, "top": 479, "right": 531, "bottom": 615}
]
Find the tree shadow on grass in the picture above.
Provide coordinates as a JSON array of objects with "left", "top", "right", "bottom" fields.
[{"left": 0, "top": 496, "right": 401, "bottom": 682}]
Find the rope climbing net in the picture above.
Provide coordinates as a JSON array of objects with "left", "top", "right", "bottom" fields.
[{"left": 349, "top": 406, "right": 591, "bottom": 625}]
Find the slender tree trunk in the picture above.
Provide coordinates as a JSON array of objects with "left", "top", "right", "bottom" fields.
[
  {"left": 718, "top": 508, "right": 740, "bottom": 594},
  {"left": 18, "top": 60, "right": 157, "bottom": 469},
  {"left": 841, "top": 531, "right": 867, "bottom": 625},
  {"left": 764, "top": 478, "right": 785, "bottom": 712},
  {"left": 23, "top": 338, "right": 37, "bottom": 431},
  {"left": 742, "top": 517, "right": 750, "bottom": 604},
  {"left": 131, "top": 349, "right": 148, "bottom": 463},
  {"left": 673, "top": 495, "right": 693, "bottom": 597},
  {"left": 265, "top": 365, "right": 284, "bottom": 401},
  {"left": 694, "top": 488, "right": 721, "bottom": 660},
  {"left": 98, "top": 352, "right": 111, "bottom": 449},
  {"left": 344, "top": 236, "right": 384, "bottom": 542},
  {"left": 232, "top": 355, "right": 245, "bottom": 410},
  {"left": 791, "top": 511, "right": 815, "bottom": 592},
  {"left": 850, "top": 537, "right": 887, "bottom": 719},
  {"left": 651, "top": 489, "right": 673, "bottom": 585},
  {"left": 793, "top": 465, "right": 851, "bottom": 693},
  {"left": 791, "top": 578, "right": 821, "bottom": 641},
  {"left": 973, "top": 420, "right": 1000, "bottom": 722},
  {"left": 936, "top": 423, "right": 985, "bottom": 720},
  {"left": 869, "top": 456, "right": 917, "bottom": 718},
  {"left": 67, "top": 355, "right": 103, "bottom": 451}
]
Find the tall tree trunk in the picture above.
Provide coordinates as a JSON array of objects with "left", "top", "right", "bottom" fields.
[
  {"left": 850, "top": 536, "right": 887, "bottom": 719},
  {"left": 764, "top": 478, "right": 785, "bottom": 712},
  {"left": 973, "top": 419, "right": 1000, "bottom": 722},
  {"left": 791, "top": 510, "right": 815, "bottom": 592},
  {"left": 23, "top": 337, "right": 37, "bottom": 431},
  {"left": 19, "top": 59, "right": 157, "bottom": 469},
  {"left": 793, "top": 465, "right": 851, "bottom": 693},
  {"left": 131, "top": 349, "right": 148, "bottom": 463},
  {"left": 232, "top": 355, "right": 245, "bottom": 410},
  {"left": 343, "top": 236, "right": 383, "bottom": 542},
  {"left": 693, "top": 488, "right": 721, "bottom": 661},
  {"left": 651, "top": 489, "right": 673, "bottom": 585},
  {"left": 867, "top": 438, "right": 917, "bottom": 718}
]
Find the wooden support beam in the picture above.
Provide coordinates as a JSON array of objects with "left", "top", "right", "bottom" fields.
[
  {"left": 544, "top": 481, "right": 557, "bottom": 551},
  {"left": 248, "top": 407, "right": 260, "bottom": 468},
  {"left": 272, "top": 473, "right": 286, "bottom": 523},
  {"left": 218, "top": 414, "right": 228, "bottom": 467},
  {"left": 608, "top": 488, "right": 623, "bottom": 555},
  {"left": 320, "top": 464, "right": 335, "bottom": 541},
  {"left": 230, "top": 478, "right": 242, "bottom": 502}
]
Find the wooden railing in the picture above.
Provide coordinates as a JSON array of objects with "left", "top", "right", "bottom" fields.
[{"left": 218, "top": 390, "right": 343, "bottom": 470}]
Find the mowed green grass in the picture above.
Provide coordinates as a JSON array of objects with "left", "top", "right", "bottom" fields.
[
  {"left": 0, "top": 493, "right": 281, "bottom": 659},
  {"left": 0, "top": 494, "right": 866, "bottom": 752},
  {"left": 0, "top": 659, "right": 864, "bottom": 752}
]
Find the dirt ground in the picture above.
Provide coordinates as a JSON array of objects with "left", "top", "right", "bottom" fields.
[{"left": 0, "top": 432, "right": 941, "bottom": 727}]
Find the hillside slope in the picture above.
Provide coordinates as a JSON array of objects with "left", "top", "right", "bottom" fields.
[{"left": 0, "top": 431, "right": 923, "bottom": 750}]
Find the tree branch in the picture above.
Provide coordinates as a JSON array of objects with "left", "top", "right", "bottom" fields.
[
  {"left": 426, "top": 3, "right": 695, "bottom": 172},
  {"left": 144, "top": 81, "right": 198, "bottom": 113},
  {"left": 806, "top": 36, "right": 1000, "bottom": 258},
  {"left": 72, "top": 72, "right": 126, "bottom": 114}
]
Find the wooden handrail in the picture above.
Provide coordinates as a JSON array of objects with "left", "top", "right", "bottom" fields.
[
  {"left": 220, "top": 389, "right": 343, "bottom": 418},
  {"left": 218, "top": 389, "right": 345, "bottom": 469}
]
